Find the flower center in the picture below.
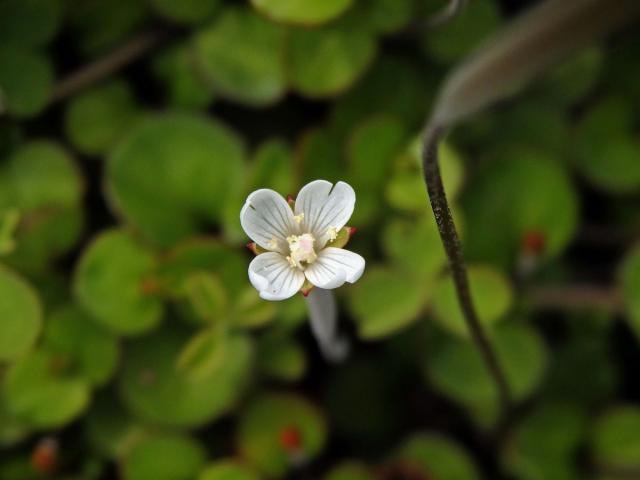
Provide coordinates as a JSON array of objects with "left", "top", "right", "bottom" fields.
[{"left": 286, "top": 233, "right": 317, "bottom": 269}]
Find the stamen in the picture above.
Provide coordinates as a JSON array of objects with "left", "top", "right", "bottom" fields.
[
  {"left": 293, "top": 213, "right": 305, "bottom": 224},
  {"left": 286, "top": 233, "right": 317, "bottom": 269},
  {"left": 326, "top": 226, "right": 339, "bottom": 242}
]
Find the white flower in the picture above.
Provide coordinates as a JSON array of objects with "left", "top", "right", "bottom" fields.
[{"left": 240, "top": 179, "right": 365, "bottom": 301}]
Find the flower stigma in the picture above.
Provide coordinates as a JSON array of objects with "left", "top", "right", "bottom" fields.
[{"left": 286, "top": 233, "right": 317, "bottom": 269}]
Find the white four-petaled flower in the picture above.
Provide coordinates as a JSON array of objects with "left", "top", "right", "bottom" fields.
[{"left": 240, "top": 180, "right": 365, "bottom": 301}]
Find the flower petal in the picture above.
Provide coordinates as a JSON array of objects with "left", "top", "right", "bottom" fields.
[
  {"left": 304, "top": 247, "right": 365, "bottom": 289},
  {"left": 240, "top": 189, "right": 297, "bottom": 252},
  {"left": 294, "top": 180, "right": 355, "bottom": 246},
  {"left": 249, "top": 252, "right": 305, "bottom": 301}
]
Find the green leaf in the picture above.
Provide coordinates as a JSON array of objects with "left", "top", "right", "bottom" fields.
[
  {"left": 3, "top": 349, "right": 90, "bottom": 429},
  {"left": 425, "top": 322, "right": 548, "bottom": 424},
  {"left": 42, "top": 305, "right": 120, "bottom": 386},
  {"left": 572, "top": 96, "right": 640, "bottom": 192},
  {"left": 592, "top": 405, "right": 640, "bottom": 471},
  {"left": 0, "top": 0, "right": 62, "bottom": 48},
  {"left": 394, "top": 433, "right": 480, "bottom": 480},
  {"left": 123, "top": 434, "right": 207, "bottom": 480},
  {"left": 421, "top": 0, "right": 501, "bottom": 64},
  {"left": 324, "top": 462, "right": 375, "bottom": 480},
  {"left": 288, "top": 24, "right": 376, "bottom": 98},
  {"left": 149, "top": 0, "right": 220, "bottom": 24},
  {"left": 73, "top": 229, "right": 163, "bottom": 336},
  {"left": 0, "top": 47, "right": 53, "bottom": 118},
  {"left": 152, "top": 43, "right": 215, "bottom": 109},
  {"left": 181, "top": 272, "right": 229, "bottom": 324},
  {"left": 236, "top": 392, "right": 327, "bottom": 477},
  {"left": 620, "top": 245, "right": 640, "bottom": 339},
  {"left": 107, "top": 113, "right": 246, "bottom": 246},
  {"left": 430, "top": 265, "right": 513, "bottom": 338},
  {"left": 249, "top": 139, "right": 294, "bottom": 195},
  {"left": 0, "top": 265, "right": 41, "bottom": 362},
  {"left": 462, "top": 147, "right": 578, "bottom": 269},
  {"left": 347, "top": 115, "right": 407, "bottom": 224},
  {"left": 503, "top": 403, "right": 586, "bottom": 480},
  {"left": 64, "top": 79, "right": 142, "bottom": 156},
  {"left": 199, "top": 461, "right": 259, "bottom": 480},
  {"left": 386, "top": 139, "right": 464, "bottom": 213},
  {"left": 0, "top": 140, "right": 84, "bottom": 272},
  {"left": 119, "top": 327, "right": 253, "bottom": 427},
  {"left": 541, "top": 47, "right": 603, "bottom": 107},
  {"left": 194, "top": 7, "right": 287, "bottom": 106},
  {"left": 382, "top": 214, "right": 447, "bottom": 279},
  {"left": 345, "top": 0, "right": 414, "bottom": 34},
  {"left": 250, "top": 0, "right": 354, "bottom": 26},
  {"left": 176, "top": 326, "right": 227, "bottom": 380},
  {"left": 348, "top": 266, "right": 428, "bottom": 340}
]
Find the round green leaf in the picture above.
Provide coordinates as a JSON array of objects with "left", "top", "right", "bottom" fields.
[
  {"left": 0, "top": 47, "right": 53, "bottom": 118},
  {"left": 194, "top": 7, "right": 287, "bottom": 106},
  {"left": 123, "top": 434, "right": 207, "bottom": 480},
  {"left": 107, "top": 113, "right": 245, "bottom": 246},
  {"left": 149, "top": 0, "right": 220, "bottom": 24},
  {"left": 119, "top": 327, "right": 253, "bottom": 427},
  {"left": 344, "top": 0, "right": 414, "bottom": 34},
  {"left": 386, "top": 140, "right": 464, "bottom": 213},
  {"left": 0, "top": 0, "right": 62, "bottom": 47},
  {"left": 64, "top": 79, "right": 141, "bottom": 156},
  {"left": 503, "top": 403, "right": 586, "bottom": 480},
  {"left": 4, "top": 349, "right": 90, "bottom": 429},
  {"left": 250, "top": 0, "right": 354, "bottom": 26},
  {"left": 236, "top": 392, "right": 327, "bottom": 477},
  {"left": 462, "top": 148, "right": 578, "bottom": 269},
  {"left": 152, "top": 43, "right": 214, "bottom": 110},
  {"left": 43, "top": 305, "right": 120, "bottom": 386},
  {"left": 422, "top": 0, "right": 501, "bottom": 64},
  {"left": 425, "top": 323, "right": 548, "bottom": 422},
  {"left": 382, "top": 214, "right": 447, "bottom": 279},
  {"left": 430, "top": 265, "right": 513, "bottom": 338},
  {"left": 572, "top": 96, "right": 640, "bottom": 192},
  {"left": 394, "top": 433, "right": 479, "bottom": 480},
  {"left": 0, "top": 141, "right": 84, "bottom": 272},
  {"left": 620, "top": 245, "right": 640, "bottom": 340},
  {"left": 249, "top": 139, "right": 294, "bottom": 195},
  {"left": 257, "top": 334, "right": 306, "bottom": 382},
  {"left": 74, "top": 229, "right": 163, "bottom": 336},
  {"left": 288, "top": 24, "right": 376, "bottom": 98},
  {"left": 347, "top": 266, "right": 428, "bottom": 339},
  {"left": 592, "top": 405, "right": 640, "bottom": 471},
  {"left": 0, "top": 265, "right": 41, "bottom": 362},
  {"left": 199, "top": 461, "right": 259, "bottom": 480}
]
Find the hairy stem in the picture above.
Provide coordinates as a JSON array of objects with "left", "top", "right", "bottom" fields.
[{"left": 421, "top": 123, "right": 511, "bottom": 412}]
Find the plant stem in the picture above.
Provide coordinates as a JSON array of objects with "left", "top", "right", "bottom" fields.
[
  {"left": 50, "top": 30, "right": 167, "bottom": 104},
  {"left": 421, "top": 123, "right": 511, "bottom": 413}
]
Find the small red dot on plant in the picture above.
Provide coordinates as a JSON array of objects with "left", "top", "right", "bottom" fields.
[
  {"left": 521, "top": 230, "right": 546, "bottom": 256},
  {"left": 279, "top": 425, "right": 302, "bottom": 451},
  {"left": 31, "top": 437, "right": 58, "bottom": 475}
]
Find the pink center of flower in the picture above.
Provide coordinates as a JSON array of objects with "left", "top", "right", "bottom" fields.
[{"left": 286, "top": 233, "right": 317, "bottom": 269}]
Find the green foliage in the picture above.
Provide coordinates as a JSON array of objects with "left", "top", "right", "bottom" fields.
[
  {"left": 194, "top": 7, "right": 287, "bottom": 106},
  {"left": 236, "top": 392, "right": 327, "bottom": 477},
  {"left": 64, "top": 79, "right": 142, "bottom": 155},
  {"left": 1, "top": 1, "right": 638, "bottom": 477},
  {"left": 106, "top": 113, "right": 245, "bottom": 246},
  {"left": 0, "top": 265, "right": 41, "bottom": 361},
  {"left": 251, "top": 0, "right": 354, "bottom": 26},
  {"left": 122, "top": 434, "right": 207, "bottom": 480}
]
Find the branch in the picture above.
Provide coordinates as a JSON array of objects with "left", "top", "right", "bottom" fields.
[
  {"left": 526, "top": 284, "right": 624, "bottom": 313},
  {"left": 50, "top": 30, "right": 167, "bottom": 104},
  {"left": 421, "top": 124, "right": 512, "bottom": 413}
]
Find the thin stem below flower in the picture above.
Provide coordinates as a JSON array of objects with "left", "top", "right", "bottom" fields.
[{"left": 421, "top": 123, "right": 512, "bottom": 413}]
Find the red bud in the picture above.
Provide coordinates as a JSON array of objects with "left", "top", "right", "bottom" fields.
[
  {"left": 521, "top": 230, "right": 546, "bottom": 256},
  {"left": 31, "top": 438, "right": 58, "bottom": 475},
  {"left": 279, "top": 425, "right": 302, "bottom": 451}
]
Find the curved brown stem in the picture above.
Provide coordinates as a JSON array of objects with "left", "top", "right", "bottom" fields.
[{"left": 421, "top": 123, "right": 511, "bottom": 414}]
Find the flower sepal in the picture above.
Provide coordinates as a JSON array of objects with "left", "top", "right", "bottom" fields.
[
  {"left": 246, "top": 241, "right": 268, "bottom": 256},
  {"left": 326, "top": 226, "right": 356, "bottom": 250},
  {"left": 300, "top": 279, "right": 315, "bottom": 297}
]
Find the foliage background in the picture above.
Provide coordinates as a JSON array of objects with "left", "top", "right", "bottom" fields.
[{"left": 0, "top": 0, "right": 640, "bottom": 478}]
